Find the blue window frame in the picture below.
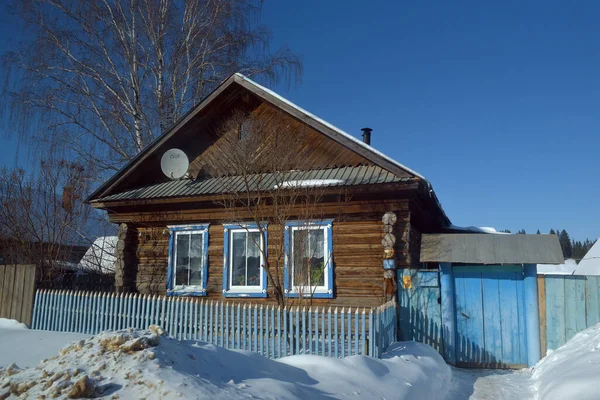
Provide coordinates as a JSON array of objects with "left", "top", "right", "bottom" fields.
[
  {"left": 222, "top": 223, "right": 268, "bottom": 298},
  {"left": 167, "top": 224, "right": 209, "bottom": 296},
  {"left": 284, "top": 219, "right": 334, "bottom": 299}
]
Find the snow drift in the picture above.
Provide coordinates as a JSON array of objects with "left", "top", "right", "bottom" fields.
[
  {"left": 0, "top": 326, "right": 451, "bottom": 399},
  {"left": 532, "top": 323, "right": 600, "bottom": 399}
]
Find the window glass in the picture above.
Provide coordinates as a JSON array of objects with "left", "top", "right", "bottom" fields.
[
  {"left": 292, "top": 227, "right": 325, "bottom": 288},
  {"left": 175, "top": 233, "right": 190, "bottom": 286},
  {"left": 175, "top": 232, "right": 203, "bottom": 287},
  {"left": 230, "top": 230, "right": 262, "bottom": 288},
  {"left": 247, "top": 231, "right": 261, "bottom": 286},
  {"left": 309, "top": 229, "right": 325, "bottom": 287},
  {"left": 189, "top": 233, "right": 204, "bottom": 286},
  {"left": 232, "top": 231, "right": 246, "bottom": 286}
]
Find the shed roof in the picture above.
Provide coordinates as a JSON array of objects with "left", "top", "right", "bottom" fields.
[
  {"left": 420, "top": 233, "right": 564, "bottom": 265},
  {"left": 94, "top": 165, "right": 409, "bottom": 202}
]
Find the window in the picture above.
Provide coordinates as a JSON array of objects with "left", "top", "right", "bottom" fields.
[
  {"left": 284, "top": 220, "right": 333, "bottom": 298},
  {"left": 167, "top": 225, "right": 209, "bottom": 296},
  {"left": 222, "top": 224, "right": 268, "bottom": 297}
]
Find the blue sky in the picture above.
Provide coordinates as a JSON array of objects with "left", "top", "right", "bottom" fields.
[
  {"left": 0, "top": 1, "right": 598, "bottom": 240},
  {"left": 259, "top": 0, "right": 600, "bottom": 240}
]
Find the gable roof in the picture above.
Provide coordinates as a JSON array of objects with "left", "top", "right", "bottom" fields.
[{"left": 87, "top": 73, "right": 449, "bottom": 224}]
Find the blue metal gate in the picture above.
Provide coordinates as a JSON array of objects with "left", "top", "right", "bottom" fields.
[{"left": 453, "top": 265, "right": 528, "bottom": 368}]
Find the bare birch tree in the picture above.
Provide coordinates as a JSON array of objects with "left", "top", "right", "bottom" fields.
[
  {"left": 203, "top": 112, "right": 347, "bottom": 307},
  {"left": 2, "top": 0, "right": 302, "bottom": 177}
]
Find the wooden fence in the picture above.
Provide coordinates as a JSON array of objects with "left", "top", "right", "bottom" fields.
[
  {"left": 0, "top": 264, "right": 37, "bottom": 326},
  {"left": 32, "top": 290, "right": 397, "bottom": 359},
  {"left": 538, "top": 274, "right": 600, "bottom": 356}
]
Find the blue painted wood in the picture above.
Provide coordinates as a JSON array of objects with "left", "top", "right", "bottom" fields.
[
  {"left": 566, "top": 276, "right": 587, "bottom": 342},
  {"left": 516, "top": 276, "right": 528, "bottom": 364},
  {"left": 270, "top": 306, "right": 275, "bottom": 358},
  {"left": 481, "top": 271, "right": 502, "bottom": 365},
  {"left": 340, "top": 308, "right": 345, "bottom": 358},
  {"left": 586, "top": 276, "right": 600, "bottom": 327},
  {"left": 452, "top": 266, "right": 529, "bottom": 367},
  {"left": 302, "top": 308, "right": 307, "bottom": 355},
  {"left": 264, "top": 306, "right": 270, "bottom": 356},
  {"left": 31, "top": 290, "right": 396, "bottom": 361},
  {"left": 295, "top": 308, "right": 300, "bottom": 355},
  {"left": 347, "top": 308, "right": 352, "bottom": 356},
  {"left": 277, "top": 307, "right": 282, "bottom": 358},
  {"left": 253, "top": 304, "right": 258, "bottom": 352},
  {"left": 283, "top": 307, "right": 288, "bottom": 356},
  {"left": 545, "top": 276, "right": 566, "bottom": 351},
  {"left": 368, "top": 309, "right": 374, "bottom": 356}
]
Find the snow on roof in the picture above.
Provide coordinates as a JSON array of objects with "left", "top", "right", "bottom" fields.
[
  {"left": 537, "top": 259, "right": 577, "bottom": 275},
  {"left": 573, "top": 239, "right": 600, "bottom": 275},
  {"left": 78, "top": 236, "right": 117, "bottom": 274},
  {"left": 447, "top": 224, "right": 508, "bottom": 234}
]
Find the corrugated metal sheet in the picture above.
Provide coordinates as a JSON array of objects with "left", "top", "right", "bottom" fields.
[
  {"left": 420, "top": 234, "right": 564, "bottom": 265},
  {"left": 95, "top": 165, "right": 410, "bottom": 202}
]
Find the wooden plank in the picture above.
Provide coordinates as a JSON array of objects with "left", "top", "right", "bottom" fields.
[
  {"left": 498, "top": 272, "right": 521, "bottom": 365},
  {"left": 564, "top": 276, "right": 586, "bottom": 341},
  {"left": 424, "top": 285, "right": 442, "bottom": 352},
  {"left": 0, "top": 266, "right": 4, "bottom": 314},
  {"left": 11, "top": 265, "right": 25, "bottom": 320},
  {"left": 585, "top": 276, "right": 600, "bottom": 328},
  {"left": 481, "top": 271, "right": 503, "bottom": 366},
  {"left": 537, "top": 275, "right": 547, "bottom": 357},
  {"left": 20, "top": 265, "right": 37, "bottom": 326},
  {"left": 0, "top": 265, "right": 16, "bottom": 318},
  {"left": 545, "top": 276, "right": 566, "bottom": 351},
  {"left": 515, "top": 275, "right": 527, "bottom": 365}
]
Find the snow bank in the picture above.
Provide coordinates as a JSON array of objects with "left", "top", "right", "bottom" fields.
[
  {"left": 0, "top": 327, "right": 451, "bottom": 399},
  {"left": 532, "top": 323, "right": 600, "bottom": 399},
  {"left": 0, "top": 319, "right": 27, "bottom": 330}
]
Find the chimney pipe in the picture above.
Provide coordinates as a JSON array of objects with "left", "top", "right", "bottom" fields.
[{"left": 361, "top": 127, "right": 372, "bottom": 145}]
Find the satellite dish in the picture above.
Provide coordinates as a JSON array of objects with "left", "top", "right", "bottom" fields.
[{"left": 161, "top": 149, "right": 189, "bottom": 179}]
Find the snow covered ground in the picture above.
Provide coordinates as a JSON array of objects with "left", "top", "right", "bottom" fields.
[
  {"left": 0, "top": 319, "right": 451, "bottom": 399},
  {"left": 2, "top": 317, "right": 600, "bottom": 399}
]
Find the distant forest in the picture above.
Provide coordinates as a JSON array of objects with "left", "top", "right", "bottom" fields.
[{"left": 499, "top": 229, "right": 597, "bottom": 261}]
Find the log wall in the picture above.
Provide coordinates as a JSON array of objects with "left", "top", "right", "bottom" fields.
[{"left": 126, "top": 200, "right": 413, "bottom": 308}]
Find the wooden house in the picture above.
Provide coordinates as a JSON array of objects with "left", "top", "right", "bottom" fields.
[{"left": 88, "top": 73, "right": 450, "bottom": 307}]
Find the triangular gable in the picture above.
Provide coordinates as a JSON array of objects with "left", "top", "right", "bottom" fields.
[{"left": 88, "top": 73, "right": 427, "bottom": 201}]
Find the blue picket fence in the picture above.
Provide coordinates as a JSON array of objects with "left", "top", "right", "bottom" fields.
[{"left": 31, "top": 290, "right": 397, "bottom": 359}]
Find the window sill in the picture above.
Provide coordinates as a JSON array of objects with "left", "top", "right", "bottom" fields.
[
  {"left": 285, "top": 290, "right": 333, "bottom": 299},
  {"left": 223, "top": 290, "right": 267, "bottom": 298},
  {"left": 167, "top": 289, "right": 207, "bottom": 297}
]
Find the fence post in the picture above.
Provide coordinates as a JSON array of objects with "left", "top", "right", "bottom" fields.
[{"left": 368, "top": 308, "right": 374, "bottom": 357}]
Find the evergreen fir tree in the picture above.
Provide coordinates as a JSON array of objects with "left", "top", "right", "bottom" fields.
[
  {"left": 536, "top": 229, "right": 541, "bottom": 234},
  {"left": 549, "top": 229, "right": 556, "bottom": 235},
  {"left": 559, "top": 230, "right": 573, "bottom": 259}
]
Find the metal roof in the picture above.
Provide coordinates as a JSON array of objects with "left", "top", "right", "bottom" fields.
[
  {"left": 420, "top": 234, "right": 565, "bottom": 265},
  {"left": 94, "top": 165, "right": 409, "bottom": 202}
]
